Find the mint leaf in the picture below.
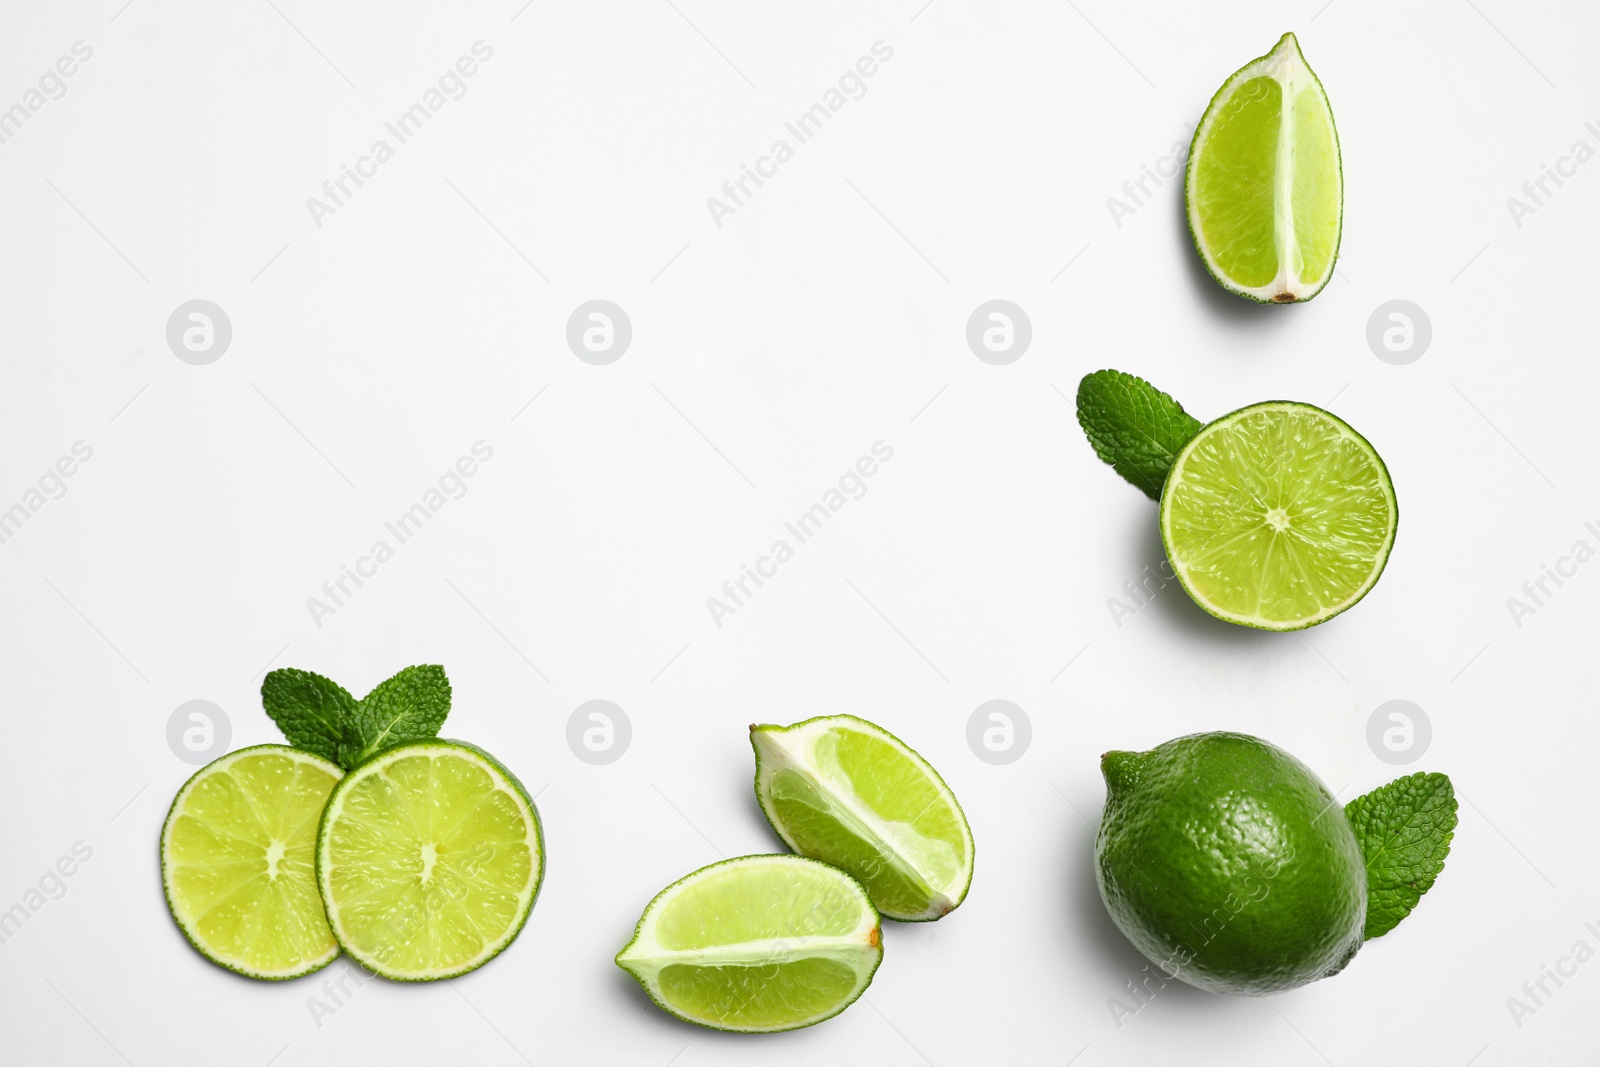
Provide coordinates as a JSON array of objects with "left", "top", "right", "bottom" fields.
[
  {"left": 1344, "top": 772, "right": 1458, "bottom": 940},
  {"left": 1076, "top": 369, "right": 1204, "bottom": 499},
  {"left": 344, "top": 665, "right": 451, "bottom": 766},
  {"left": 261, "top": 669, "right": 356, "bottom": 765}
]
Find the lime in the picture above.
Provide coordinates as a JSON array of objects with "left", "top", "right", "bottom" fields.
[
  {"left": 616, "top": 855, "right": 883, "bottom": 1032},
  {"left": 1160, "top": 401, "right": 1397, "bottom": 630},
  {"left": 316, "top": 739, "right": 543, "bottom": 981},
  {"left": 751, "top": 715, "right": 973, "bottom": 922},
  {"left": 161, "top": 745, "right": 343, "bottom": 980},
  {"left": 1186, "top": 32, "right": 1342, "bottom": 303},
  {"left": 1095, "top": 732, "right": 1366, "bottom": 994}
]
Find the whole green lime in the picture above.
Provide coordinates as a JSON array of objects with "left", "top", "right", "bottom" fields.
[{"left": 1094, "top": 732, "right": 1366, "bottom": 995}]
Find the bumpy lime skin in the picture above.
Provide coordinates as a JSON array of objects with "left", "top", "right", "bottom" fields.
[{"left": 1095, "top": 732, "right": 1366, "bottom": 995}]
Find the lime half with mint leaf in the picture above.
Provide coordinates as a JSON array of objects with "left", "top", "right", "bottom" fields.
[
  {"left": 161, "top": 745, "right": 343, "bottom": 979},
  {"left": 1078, "top": 370, "right": 1397, "bottom": 630},
  {"left": 616, "top": 854, "right": 883, "bottom": 1032},
  {"left": 751, "top": 715, "right": 974, "bottom": 922},
  {"left": 1186, "top": 32, "right": 1342, "bottom": 302}
]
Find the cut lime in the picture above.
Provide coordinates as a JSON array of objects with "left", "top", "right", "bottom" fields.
[
  {"left": 161, "top": 744, "right": 343, "bottom": 980},
  {"left": 751, "top": 715, "right": 973, "bottom": 922},
  {"left": 1160, "top": 401, "right": 1397, "bottom": 630},
  {"left": 315, "top": 740, "right": 543, "bottom": 981},
  {"left": 1186, "top": 32, "right": 1342, "bottom": 303},
  {"left": 616, "top": 855, "right": 882, "bottom": 1032}
]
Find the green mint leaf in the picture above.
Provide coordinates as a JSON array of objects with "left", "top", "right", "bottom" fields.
[
  {"left": 261, "top": 669, "right": 356, "bottom": 765},
  {"left": 345, "top": 664, "right": 452, "bottom": 767},
  {"left": 1344, "top": 772, "right": 1458, "bottom": 940},
  {"left": 1076, "top": 369, "right": 1204, "bottom": 499}
]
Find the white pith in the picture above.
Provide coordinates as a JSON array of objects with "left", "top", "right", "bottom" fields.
[
  {"left": 1187, "top": 33, "right": 1339, "bottom": 302},
  {"left": 317, "top": 742, "right": 543, "bottom": 981},
  {"left": 752, "top": 717, "right": 971, "bottom": 918}
]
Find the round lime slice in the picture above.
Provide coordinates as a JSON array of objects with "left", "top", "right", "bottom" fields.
[
  {"left": 1186, "top": 32, "right": 1342, "bottom": 303},
  {"left": 315, "top": 740, "right": 544, "bottom": 981},
  {"left": 616, "top": 855, "right": 883, "bottom": 1033},
  {"left": 1160, "top": 401, "right": 1397, "bottom": 630},
  {"left": 161, "top": 744, "right": 343, "bottom": 980},
  {"left": 751, "top": 715, "right": 973, "bottom": 922}
]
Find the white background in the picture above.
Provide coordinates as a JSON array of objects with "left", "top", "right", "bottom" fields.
[{"left": 2, "top": 1, "right": 1597, "bottom": 1064}]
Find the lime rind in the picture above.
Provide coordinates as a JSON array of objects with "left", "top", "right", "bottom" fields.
[
  {"left": 1159, "top": 401, "right": 1398, "bottom": 631},
  {"left": 615, "top": 854, "right": 883, "bottom": 1033},
  {"left": 750, "top": 714, "right": 974, "bottom": 922},
  {"left": 314, "top": 738, "right": 544, "bottom": 982},
  {"left": 160, "top": 744, "right": 344, "bottom": 981},
  {"left": 1185, "top": 32, "right": 1343, "bottom": 303},
  {"left": 1095, "top": 732, "right": 1368, "bottom": 994}
]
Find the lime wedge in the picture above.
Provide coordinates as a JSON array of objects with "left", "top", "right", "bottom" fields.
[
  {"left": 315, "top": 740, "right": 544, "bottom": 981},
  {"left": 616, "top": 855, "right": 882, "bottom": 1032},
  {"left": 161, "top": 745, "right": 343, "bottom": 980},
  {"left": 1186, "top": 32, "right": 1342, "bottom": 303},
  {"left": 1160, "top": 401, "right": 1397, "bottom": 630},
  {"left": 751, "top": 715, "right": 973, "bottom": 922}
]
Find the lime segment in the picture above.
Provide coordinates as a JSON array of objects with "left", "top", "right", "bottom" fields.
[
  {"left": 752, "top": 715, "right": 973, "bottom": 921},
  {"left": 1160, "top": 401, "right": 1397, "bottom": 630},
  {"left": 316, "top": 740, "right": 543, "bottom": 981},
  {"left": 617, "top": 855, "right": 882, "bottom": 1033},
  {"left": 1186, "top": 32, "right": 1342, "bottom": 302},
  {"left": 161, "top": 745, "right": 342, "bottom": 980}
]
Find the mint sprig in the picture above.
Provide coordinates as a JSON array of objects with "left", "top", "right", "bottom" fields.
[
  {"left": 1076, "top": 369, "right": 1203, "bottom": 499},
  {"left": 262, "top": 664, "right": 451, "bottom": 770},
  {"left": 1344, "top": 772, "right": 1458, "bottom": 940}
]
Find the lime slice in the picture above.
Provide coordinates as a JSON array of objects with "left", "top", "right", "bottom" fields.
[
  {"left": 161, "top": 744, "right": 343, "bottom": 980},
  {"left": 1185, "top": 32, "right": 1342, "bottom": 303},
  {"left": 316, "top": 740, "right": 544, "bottom": 981},
  {"left": 616, "top": 855, "right": 882, "bottom": 1032},
  {"left": 1160, "top": 401, "right": 1397, "bottom": 630},
  {"left": 751, "top": 715, "right": 973, "bottom": 922}
]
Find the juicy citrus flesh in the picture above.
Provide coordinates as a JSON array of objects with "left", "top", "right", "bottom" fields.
[
  {"left": 1186, "top": 32, "right": 1341, "bottom": 302},
  {"left": 752, "top": 716, "right": 973, "bottom": 921},
  {"left": 1095, "top": 732, "right": 1367, "bottom": 995},
  {"left": 316, "top": 741, "right": 542, "bottom": 981},
  {"left": 616, "top": 855, "right": 883, "bottom": 1032},
  {"left": 161, "top": 745, "right": 342, "bottom": 979},
  {"left": 1160, "top": 402, "right": 1396, "bottom": 630}
]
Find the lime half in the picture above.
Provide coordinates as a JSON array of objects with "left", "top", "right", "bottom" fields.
[
  {"left": 1160, "top": 402, "right": 1397, "bottom": 630},
  {"left": 161, "top": 744, "right": 343, "bottom": 980},
  {"left": 316, "top": 740, "right": 543, "bottom": 981},
  {"left": 752, "top": 715, "right": 973, "bottom": 921},
  {"left": 1186, "top": 32, "right": 1342, "bottom": 303},
  {"left": 616, "top": 855, "right": 882, "bottom": 1033}
]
